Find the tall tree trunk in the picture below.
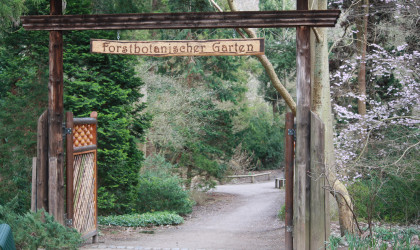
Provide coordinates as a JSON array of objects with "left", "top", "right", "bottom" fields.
[
  {"left": 310, "top": 0, "right": 355, "bottom": 236},
  {"left": 356, "top": 0, "right": 369, "bottom": 116}
]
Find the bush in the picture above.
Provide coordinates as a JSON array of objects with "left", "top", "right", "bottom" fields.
[
  {"left": 98, "top": 211, "right": 184, "bottom": 227},
  {"left": 236, "top": 109, "right": 284, "bottom": 170},
  {"left": 278, "top": 205, "right": 286, "bottom": 221},
  {"left": 0, "top": 198, "right": 82, "bottom": 250},
  {"left": 135, "top": 174, "right": 194, "bottom": 215},
  {"left": 141, "top": 154, "right": 176, "bottom": 178},
  {"left": 348, "top": 174, "right": 420, "bottom": 223}
]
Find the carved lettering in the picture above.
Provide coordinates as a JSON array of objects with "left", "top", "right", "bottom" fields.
[{"left": 91, "top": 38, "right": 264, "bottom": 57}]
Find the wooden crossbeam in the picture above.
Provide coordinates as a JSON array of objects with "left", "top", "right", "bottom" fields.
[{"left": 21, "top": 10, "right": 340, "bottom": 31}]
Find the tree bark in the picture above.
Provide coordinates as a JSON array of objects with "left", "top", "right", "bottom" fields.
[
  {"left": 310, "top": 0, "right": 355, "bottom": 236},
  {"left": 356, "top": 0, "right": 369, "bottom": 116}
]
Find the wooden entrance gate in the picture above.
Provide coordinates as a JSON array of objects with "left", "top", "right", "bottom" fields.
[
  {"left": 65, "top": 112, "right": 98, "bottom": 241},
  {"left": 23, "top": 1, "right": 340, "bottom": 248}
]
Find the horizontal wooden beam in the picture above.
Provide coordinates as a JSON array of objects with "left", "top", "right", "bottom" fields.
[
  {"left": 21, "top": 10, "right": 340, "bottom": 31},
  {"left": 73, "top": 117, "right": 97, "bottom": 125}
]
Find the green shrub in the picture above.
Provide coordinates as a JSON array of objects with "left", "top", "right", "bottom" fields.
[
  {"left": 135, "top": 174, "right": 194, "bottom": 215},
  {"left": 98, "top": 211, "right": 184, "bottom": 227},
  {"left": 278, "top": 205, "right": 286, "bottom": 221},
  {"left": 349, "top": 174, "right": 420, "bottom": 223},
  {"left": 236, "top": 111, "right": 284, "bottom": 170},
  {"left": 141, "top": 154, "right": 177, "bottom": 178},
  {"left": 0, "top": 198, "right": 82, "bottom": 250}
]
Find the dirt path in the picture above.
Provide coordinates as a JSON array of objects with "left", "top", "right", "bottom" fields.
[{"left": 82, "top": 180, "right": 286, "bottom": 250}]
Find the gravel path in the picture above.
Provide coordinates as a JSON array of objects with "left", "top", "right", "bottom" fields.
[{"left": 82, "top": 180, "right": 285, "bottom": 250}]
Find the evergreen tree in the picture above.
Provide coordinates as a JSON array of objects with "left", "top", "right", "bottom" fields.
[
  {"left": 63, "top": 0, "right": 150, "bottom": 214},
  {"left": 0, "top": 0, "right": 150, "bottom": 214},
  {"left": 0, "top": 1, "right": 49, "bottom": 213}
]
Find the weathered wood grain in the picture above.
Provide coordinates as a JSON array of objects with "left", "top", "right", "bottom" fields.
[
  {"left": 294, "top": 25, "right": 311, "bottom": 250},
  {"left": 36, "top": 110, "right": 48, "bottom": 211},
  {"left": 310, "top": 111, "right": 327, "bottom": 249},
  {"left": 90, "top": 111, "right": 98, "bottom": 233},
  {"left": 48, "top": 0, "right": 65, "bottom": 225},
  {"left": 73, "top": 118, "right": 98, "bottom": 125},
  {"left": 285, "top": 112, "right": 294, "bottom": 250},
  {"left": 48, "top": 157, "right": 58, "bottom": 220},
  {"left": 31, "top": 157, "right": 37, "bottom": 212},
  {"left": 21, "top": 10, "right": 340, "bottom": 31}
]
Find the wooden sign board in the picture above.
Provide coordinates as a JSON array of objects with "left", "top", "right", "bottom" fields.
[{"left": 91, "top": 38, "right": 264, "bottom": 57}]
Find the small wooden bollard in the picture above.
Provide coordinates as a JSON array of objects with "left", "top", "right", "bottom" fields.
[{"left": 275, "top": 178, "right": 286, "bottom": 188}]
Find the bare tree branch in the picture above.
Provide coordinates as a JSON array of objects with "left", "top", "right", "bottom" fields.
[
  {"left": 355, "top": 116, "right": 419, "bottom": 163},
  {"left": 391, "top": 140, "right": 420, "bottom": 166}
]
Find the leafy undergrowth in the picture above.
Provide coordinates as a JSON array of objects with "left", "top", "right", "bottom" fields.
[
  {"left": 327, "top": 226, "right": 420, "bottom": 250},
  {"left": 98, "top": 211, "right": 184, "bottom": 227},
  {"left": 0, "top": 198, "right": 83, "bottom": 250}
]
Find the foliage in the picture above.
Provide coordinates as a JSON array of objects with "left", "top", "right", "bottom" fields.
[
  {"left": 329, "top": 0, "right": 419, "bottom": 227},
  {"left": 257, "top": 0, "right": 296, "bottom": 115},
  {"left": 62, "top": 0, "right": 150, "bottom": 215},
  {"left": 0, "top": 198, "right": 82, "bottom": 250},
  {"left": 235, "top": 105, "right": 285, "bottom": 170},
  {"left": 348, "top": 174, "right": 420, "bottom": 223},
  {"left": 277, "top": 204, "right": 285, "bottom": 221},
  {"left": 98, "top": 211, "right": 183, "bottom": 227},
  {"left": 0, "top": 1, "right": 49, "bottom": 213},
  {"left": 0, "top": 0, "right": 42, "bottom": 29},
  {"left": 141, "top": 154, "right": 177, "bottom": 178},
  {"left": 0, "top": 0, "right": 151, "bottom": 216},
  {"left": 327, "top": 228, "right": 420, "bottom": 250},
  {"left": 326, "top": 235, "right": 342, "bottom": 250},
  {"left": 135, "top": 173, "right": 194, "bottom": 215},
  {"left": 144, "top": 70, "right": 238, "bottom": 189},
  {"left": 332, "top": 45, "right": 420, "bottom": 223}
]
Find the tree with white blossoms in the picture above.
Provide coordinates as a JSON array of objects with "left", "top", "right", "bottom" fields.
[
  {"left": 331, "top": 34, "right": 419, "bottom": 235},
  {"left": 332, "top": 43, "right": 419, "bottom": 174},
  {"left": 325, "top": 0, "right": 420, "bottom": 235}
]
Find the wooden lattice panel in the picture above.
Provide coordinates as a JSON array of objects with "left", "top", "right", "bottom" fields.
[
  {"left": 73, "top": 152, "right": 96, "bottom": 235},
  {"left": 73, "top": 124, "right": 96, "bottom": 148}
]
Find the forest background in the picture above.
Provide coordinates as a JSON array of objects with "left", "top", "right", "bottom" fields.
[{"left": 0, "top": 0, "right": 418, "bottom": 248}]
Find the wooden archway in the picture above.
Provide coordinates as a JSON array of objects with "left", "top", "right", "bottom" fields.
[{"left": 22, "top": 1, "right": 340, "bottom": 249}]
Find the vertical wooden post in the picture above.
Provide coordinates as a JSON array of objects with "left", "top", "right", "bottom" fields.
[
  {"left": 48, "top": 157, "right": 58, "bottom": 218},
  {"left": 295, "top": 0, "right": 311, "bottom": 249},
  {"left": 285, "top": 112, "right": 294, "bottom": 250},
  {"left": 49, "top": 0, "right": 65, "bottom": 225},
  {"left": 90, "top": 111, "right": 99, "bottom": 243},
  {"left": 310, "top": 112, "right": 327, "bottom": 249},
  {"left": 36, "top": 110, "right": 49, "bottom": 211},
  {"left": 66, "top": 112, "right": 74, "bottom": 226},
  {"left": 31, "top": 157, "right": 37, "bottom": 212},
  {"left": 294, "top": 25, "right": 311, "bottom": 250}
]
